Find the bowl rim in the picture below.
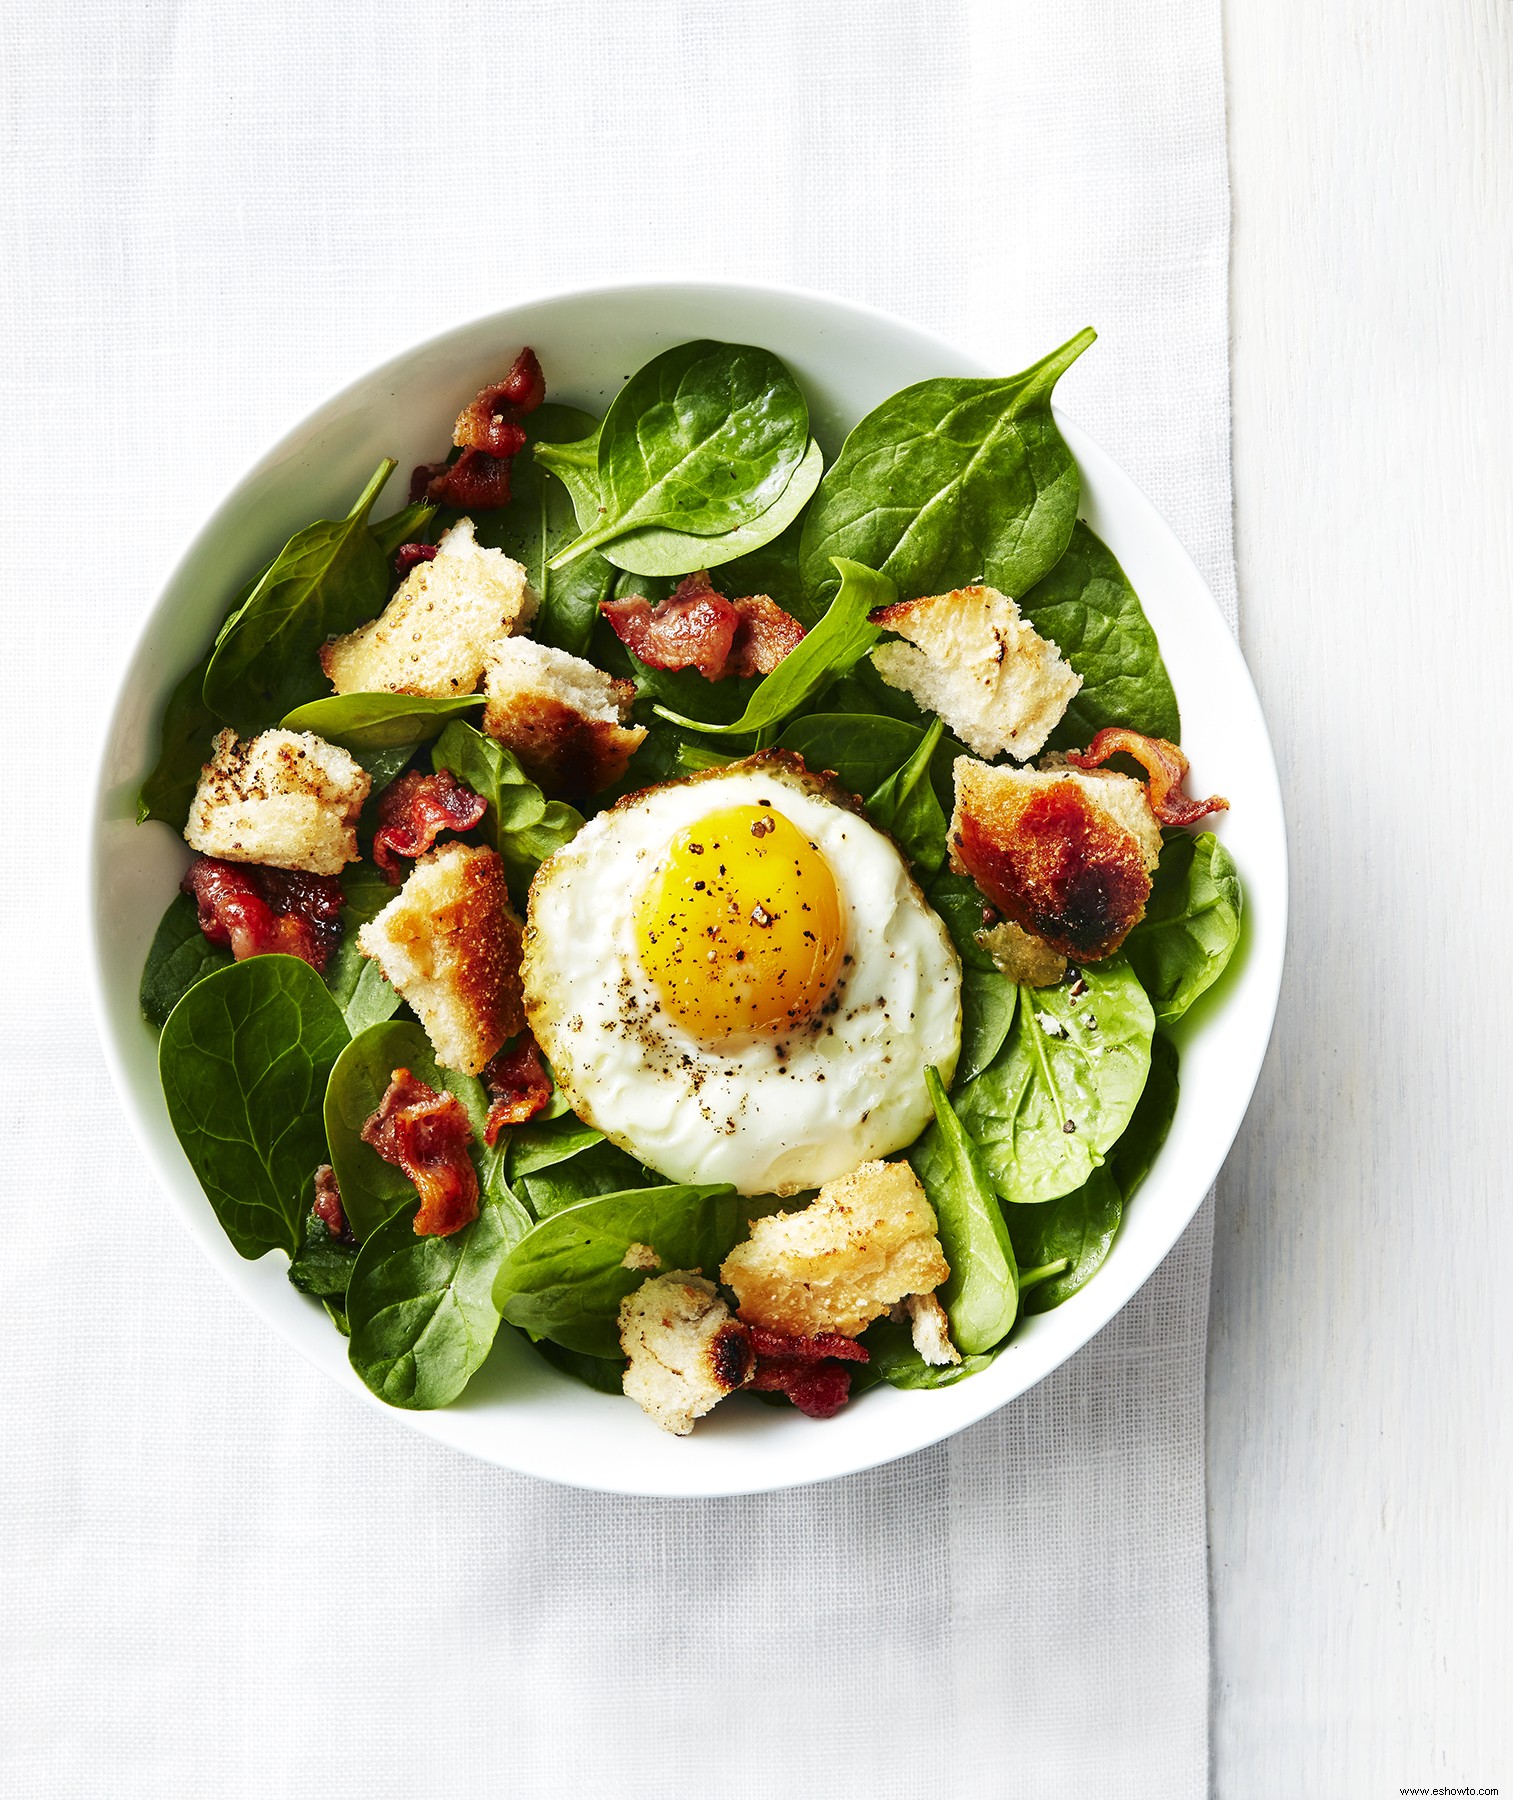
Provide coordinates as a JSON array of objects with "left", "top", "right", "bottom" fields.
[{"left": 89, "top": 276, "right": 1287, "bottom": 1495}]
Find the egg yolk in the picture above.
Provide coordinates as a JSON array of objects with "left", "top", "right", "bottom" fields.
[{"left": 635, "top": 804, "right": 845, "bottom": 1041}]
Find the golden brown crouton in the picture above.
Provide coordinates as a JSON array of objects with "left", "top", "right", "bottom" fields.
[
  {"left": 950, "top": 756, "right": 1161, "bottom": 963},
  {"left": 903, "top": 1292, "right": 961, "bottom": 1366},
  {"left": 482, "top": 638, "right": 647, "bottom": 796},
  {"left": 619, "top": 1273, "right": 755, "bottom": 1436},
  {"left": 320, "top": 516, "right": 536, "bottom": 697},
  {"left": 720, "top": 1160, "right": 950, "bottom": 1340},
  {"left": 870, "top": 585, "right": 1081, "bottom": 760},
  {"left": 357, "top": 842, "right": 524, "bottom": 1074},
  {"left": 974, "top": 918, "right": 1068, "bottom": 988},
  {"left": 184, "top": 728, "right": 370, "bottom": 875}
]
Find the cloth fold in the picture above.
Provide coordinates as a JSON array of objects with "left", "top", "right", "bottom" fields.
[{"left": 0, "top": 1, "right": 1233, "bottom": 1793}]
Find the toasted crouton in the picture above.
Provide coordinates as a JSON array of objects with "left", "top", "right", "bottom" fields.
[
  {"left": 950, "top": 757, "right": 1161, "bottom": 962},
  {"left": 904, "top": 1292, "right": 961, "bottom": 1367},
  {"left": 871, "top": 585, "right": 1081, "bottom": 760},
  {"left": 320, "top": 516, "right": 536, "bottom": 697},
  {"left": 974, "top": 918, "right": 1068, "bottom": 988},
  {"left": 720, "top": 1160, "right": 950, "bottom": 1339},
  {"left": 184, "top": 728, "right": 370, "bottom": 875},
  {"left": 619, "top": 1272, "right": 754, "bottom": 1436},
  {"left": 482, "top": 638, "right": 647, "bottom": 796},
  {"left": 357, "top": 842, "right": 524, "bottom": 1074}
]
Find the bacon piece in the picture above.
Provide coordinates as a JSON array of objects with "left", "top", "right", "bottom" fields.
[
  {"left": 181, "top": 856, "right": 345, "bottom": 973},
  {"left": 312, "top": 1164, "right": 354, "bottom": 1245},
  {"left": 600, "top": 571, "right": 806, "bottom": 681},
  {"left": 360, "top": 1068, "right": 479, "bottom": 1237},
  {"left": 1066, "top": 728, "right": 1229, "bottom": 827},
  {"left": 453, "top": 347, "right": 546, "bottom": 456},
  {"left": 371, "top": 769, "right": 488, "bottom": 883},
  {"left": 410, "top": 446, "right": 512, "bottom": 510},
  {"left": 745, "top": 1323, "right": 868, "bottom": 1419},
  {"left": 394, "top": 541, "right": 438, "bottom": 575},
  {"left": 481, "top": 1033, "right": 552, "bottom": 1146}
]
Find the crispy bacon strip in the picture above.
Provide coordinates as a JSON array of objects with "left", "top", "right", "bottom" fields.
[
  {"left": 481, "top": 1033, "right": 552, "bottom": 1146},
  {"left": 745, "top": 1323, "right": 868, "bottom": 1419},
  {"left": 182, "top": 857, "right": 345, "bottom": 973},
  {"left": 394, "top": 541, "right": 438, "bottom": 575},
  {"left": 1066, "top": 729, "right": 1229, "bottom": 827},
  {"left": 312, "top": 1164, "right": 354, "bottom": 1245},
  {"left": 371, "top": 769, "right": 488, "bottom": 883},
  {"left": 409, "top": 347, "right": 546, "bottom": 510},
  {"left": 599, "top": 571, "right": 806, "bottom": 681},
  {"left": 360, "top": 1068, "right": 479, "bottom": 1237}
]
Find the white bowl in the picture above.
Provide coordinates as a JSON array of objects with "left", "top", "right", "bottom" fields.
[{"left": 90, "top": 280, "right": 1286, "bottom": 1497}]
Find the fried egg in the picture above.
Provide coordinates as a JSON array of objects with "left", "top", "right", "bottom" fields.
[{"left": 522, "top": 753, "right": 962, "bottom": 1196}]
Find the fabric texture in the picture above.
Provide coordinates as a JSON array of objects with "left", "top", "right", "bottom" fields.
[{"left": 0, "top": 2, "right": 1234, "bottom": 1794}]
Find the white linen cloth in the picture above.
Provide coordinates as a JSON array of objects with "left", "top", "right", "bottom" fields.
[{"left": 0, "top": 2, "right": 1235, "bottom": 1793}]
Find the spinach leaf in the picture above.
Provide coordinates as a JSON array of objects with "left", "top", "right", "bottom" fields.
[
  {"left": 926, "top": 871, "right": 1019, "bottom": 1086},
  {"left": 910, "top": 1067, "right": 1018, "bottom": 1353},
  {"left": 544, "top": 432, "right": 824, "bottom": 579},
  {"left": 798, "top": 328, "right": 1095, "bottom": 608},
  {"left": 708, "top": 514, "right": 813, "bottom": 622},
  {"left": 429, "top": 721, "right": 582, "bottom": 893},
  {"left": 1109, "top": 1031, "right": 1180, "bottom": 1202},
  {"left": 139, "top": 891, "right": 232, "bottom": 1028},
  {"left": 320, "top": 864, "right": 402, "bottom": 1033},
  {"left": 136, "top": 650, "right": 220, "bottom": 829},
  {"left": 159, "top": 957, "right": 350, "bottom": 1259},
  {"left": 203, "top": 461, "right": 395, "bottom": 735},
  {"left": 652, "top": 557, "right": 889, "bottom": 737},
  {"left": 1124, "top": 831, "right": 1243, "bottom": 1026},
  {"left": 280, "top": 691, "right": 484, "bottom": 753},
  {"left": 370, "top": 501, "right": 437, "bottom": 559},
  {"left": 517, "top": 1139, "right": 659, "bottom": 1219},
  {"left": 865, "top": 717, "right": 948, "bottom": 873},
  {"left": 288, "top": 1197, "right": 359, "bottom": 1302},
  {"left": 1019, "top": 522, "right": 1181, "bottom": 745},
  {"left": 532, "top": 1338, "right": 627, "bottom": 1395},
  {"left": 346, "top": 1192, "right": 522, "bottom": 1409},
  {"left": 545, "top": 341, "right": 810, "bottom": 568},
  {"left": 778, "top": 713, "right": 927, "bottom": 794},
  {"left": 505, "top": 1114, "right": 606, "bottom": 1179},
  {"left": 862, "top": 1318, "right": 1001, "bottom": 1389},
  {"left": 1007, "top": 1167, "right": 1123, "bottom": 1316},
  {"left": 492, "top": 1184, "right": 743, "bottom": 1357},
  {"left": 956, "top": 956, "right": 1153, "bottom": 1206}
]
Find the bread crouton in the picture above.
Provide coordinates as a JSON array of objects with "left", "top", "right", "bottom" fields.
[
  {"left": 184, "top": 728, "right": 370, "bottom": 875},
  {"left": 357, "top": 842, "right": 524, "bottom": 1074},
  {"left": 720, "top": 1160, "right": 950, "bottom": 1339},
  {"left": 321, "top": 516, "right": 536, "bottom": 697},
  {"left": 482, "top": 638, "right": 647, "bottom": 796},
  {"left": 974, "top": 918, "right": 1068, "bottom": 988},
  {"left": 904, "top": 1292, "right": 961, "bottom": 1367},
  {"left": 950, "top": 757, "right": 1161, "bottom": 962},
  {"left": 618, "top": 1272, "right": 754, "bottom": 1436},
  {"left": 870, "top": 585, "right": 1081, "bottom": 760}
]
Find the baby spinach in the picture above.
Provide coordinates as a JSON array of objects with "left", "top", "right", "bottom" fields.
[
  {"left": 203, "top": 460, "right": 395, "bottom": 735},
  {"left": 543, "top": 430, "right": 824, "bottom": 578},
  {"left": 280, "top": 691, "right": 483, "bottom": 753},
  {"left": 1109, "top": 1031, "right": 1180, "bottom": 1202},
  {"left": 717, "top": 515, "right": 813, "bottom": 622},
  {"left": 1019, "top": 522, "right": 1180, "bottom": 745},
  {"left": 652, "top": 557, "right": 888, "bottom": 737},
  {"left": 545, "top": 341, "right": 811, "bottom": 568},
  {"left": 516, "top": 1139, "right": 659, "bottom": 1219},
  {"left": 370, "top": 500, "right": 437, "bottom": 559},
  {"left": 136, "top": 650, "right": 221, "bottom": 829},
  {"left": 865, "top": 717, "right": 948, "bottom": 873},
  {"left": 956, "top": 957, "right": 1154, "bottom": 1206},
  {"left": 779, "top": 712, "right": 927, "bottom": 796},
  {"left": 1007, "top": 1167, "right": 1123, "bottom": 1316},
  {"left": 927, "top": 871, "right": 1019, "bottom": 1085},
  {"left": 320, "top": 864, "right": 402, "bottom": 1033},
  {"left": 492, "top": 1184, "right": 743, "bottom": 1357},
  {"left": 287, "top": 1193, "right": 359, "bottom": 1303},
  {"left": 797, "top": 328, "right": 1095, "bottom": 608},
  {"left": 139, "top": 892, "right": 232, "bottom": 1028},
  {"left": 863, "top": 1318, "right": 1001, "bottom": 1389},
  {"left": 159, "top": 956, "right": 350, "bottom": 1258},
  {"left": 505, "top": 1114, "right": 606, "bottom": 1179},
  {"left": 346, "top": 1192, "right": 523, "bottom": 1409},
  {"left": 430, "top": 721, "right": 582, "bottom": 892},
  {"left": 533, "top": 1339, "right": 627, "bottom": 1395},
  {"left": 910, "top": 1067, "right": 1018, "bottom": 1353},
  {"left": 1124, "top": 832, "right": 1242, "bottom": 1025}
]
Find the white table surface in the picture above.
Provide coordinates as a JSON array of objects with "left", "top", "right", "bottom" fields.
[{"left": 1212, "top": 0, "right": 1511, "bottom": 1789}]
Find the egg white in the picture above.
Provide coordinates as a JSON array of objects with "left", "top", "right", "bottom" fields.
[{"left": 522, "top": 759, "right": 962, "bottom": 1196}]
